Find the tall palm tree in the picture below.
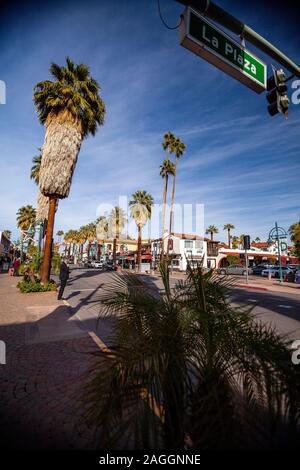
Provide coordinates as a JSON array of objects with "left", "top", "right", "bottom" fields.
[
  {"left": 161, "top": 132, "right": 176, "bottom": 260},
  {"left": 129, "top": 190, "right": 154, "bottom": 271},
  {"left": 71, "top": 230, "right": 82, "bottom": 262},
  {"left": 16, "top": 205, "right": 36, "bottom": 232},
  {"left": 255, "top": 237, "right": 261, "bottom": 243},
  {"left": 289, "top": 221, "right": 300, "bottom": 261},
  {"left": 34, "top": 57, "right": 105, "bottom": 283},
  {"left": 223, "top": 223, "right": 235, "bottom": 248},
  {"left": 289, "top": 221, "right": 300, "bottom": 244},
  {"left": 205, "top": 225, "right": 219, "bottom": 241},
  {"left": 84, "top": 223, "right": 96, "bottom": 259},
  {"left": 166, "top": 136, "right": 186, "bottom": 261},
  {"left": 16, "top": 205, "right": 36, "bottom": 255},
  {"left": 76, "top": 226, "right": 87, "bottom": 259},
  {"left": 56, "top": 230, "right": 64, "bottom": 242},
  {"left": 3, "top": 230, "right": 11, "bottom": 239},
  {"left": 108, "top": 207, "right": 127, "bottom": 267},
  {"left": 64, "top": 229, "right": 77, "bottom": 258},
  {"left": 95, "top": 216, "right": 108, "bottom": 260},
  {"left": 30, "top": 153, "right": 42, "bottom": 185},
  {"left": 231, "top": 235, "right": 239, "bottom": 249},
  {"left": 239, "top": 234, "right": 245, "bottom": 249}
]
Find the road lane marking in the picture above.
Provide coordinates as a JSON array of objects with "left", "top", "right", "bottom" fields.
[
  {"left": 278, "top": 305, "right": 293, "bottom": 309},
  {"left": 88, "top": 331, "right": 111, "bottom": 353},
  {"left": 63, "top": 297, "right": 163, "bottom": 420}
]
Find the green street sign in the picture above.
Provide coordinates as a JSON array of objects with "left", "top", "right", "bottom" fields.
[{"left": 180, "top": 8, "right": 267, "bottom": 93}]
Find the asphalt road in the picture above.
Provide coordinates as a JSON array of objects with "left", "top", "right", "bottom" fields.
[{"left": 59, "top": 268, "right": 300, "bottom": 346}]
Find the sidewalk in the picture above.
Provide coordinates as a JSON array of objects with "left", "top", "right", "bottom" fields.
[
  {"left": 234, "top": 277, "right": 300, "bottom": 294},
  {"left": 0, "top": 273, "right": 101, "bottom": 449}
]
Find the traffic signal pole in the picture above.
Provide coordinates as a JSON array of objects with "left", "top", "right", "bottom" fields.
[
  {"left": 176, "top": 0, "right": 300, "bottom": 79},
  {"left": 275, "top": 222, "right": 283, "bottom": 285},
  {"left": 245, "top": 247, "right": 249, "bottom": 284}
]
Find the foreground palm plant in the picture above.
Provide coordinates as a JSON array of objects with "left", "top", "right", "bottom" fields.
[
  {"left": 34, "top": 57, "right": 105, "bottom": 282},
  {"left": 84, "top": 264, "right": 300, "bottom": 450}
]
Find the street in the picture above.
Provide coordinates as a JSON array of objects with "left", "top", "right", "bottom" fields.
[{"left": 61, "top": 268, "right": 300, "bottom": 345}]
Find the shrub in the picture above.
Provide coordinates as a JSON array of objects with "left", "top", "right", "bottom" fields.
[
  {"left": 51, "top": 255, "right": 61, "bottom": 275},
  {"left": 84, "top": 262, "right": 300, "bottom": 450},
  {"left": 17, "top": 279, "right": 57, "bottom": 293}
]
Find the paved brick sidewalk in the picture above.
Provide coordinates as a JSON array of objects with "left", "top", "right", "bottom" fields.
[{"left": 0, "top": 273, "right": 101, "bottom": 449}]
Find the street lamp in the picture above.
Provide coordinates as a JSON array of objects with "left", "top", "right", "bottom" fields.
[{"left": 268, "top": 222, "right": 288, "bottom": 285}]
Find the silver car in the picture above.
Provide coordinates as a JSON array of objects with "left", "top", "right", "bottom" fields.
[
  {"left": 218, "top": 265, "right": 252, "bottom": 276},
  {"left": 262, "top": 266, "right": 293, "bottom": 278}
]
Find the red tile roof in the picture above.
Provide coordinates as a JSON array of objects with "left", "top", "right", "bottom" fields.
[{"left": 251, "top": 242, "right": 273, "bottom": 248}]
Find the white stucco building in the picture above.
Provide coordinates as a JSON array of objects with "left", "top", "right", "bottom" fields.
[{"left": 151, "top": 233, "right": 220, "bottom": 271}]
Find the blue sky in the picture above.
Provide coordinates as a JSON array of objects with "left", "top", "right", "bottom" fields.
[{"left": 0, "top": 0, "right": 299, "bottom": 243}]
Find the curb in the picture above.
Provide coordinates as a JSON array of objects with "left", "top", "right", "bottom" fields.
[{"left": 235, "top": 284, "right": 269, "bottom": 292}]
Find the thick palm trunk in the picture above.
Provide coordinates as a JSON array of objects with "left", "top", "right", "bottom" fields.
[
  {"left": 137, "top": 224, "right": 142, "bottom": 272},
  {"left": 39, "top": 111, "right": 82, "bottom": 199},
  {"left": 211, "top": 233, "right": 213, "bottom": 241},
  {"left": 166, "top": 159, "right": 177, "bottom": 262},
  {"left": 228, "top": 230, "right": 231, "bottom": 248},
  {"left": 40, "top": 196, "right": 56, "bottom": 283}
]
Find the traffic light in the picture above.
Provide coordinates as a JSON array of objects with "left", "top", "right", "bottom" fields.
[
  {"left": 266, "top": 68, "right": 289, "bottom": 117},
  {"left": 243, "top": 235, "right": 251, "bottom": 250}
]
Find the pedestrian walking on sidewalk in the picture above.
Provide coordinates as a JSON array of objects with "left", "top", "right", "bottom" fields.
[
  {"left": 13, "top": 258, "right": 20, "bottom": 276},
  {"left": 58, "top": 257, "right": 69, "bottom": 300}
]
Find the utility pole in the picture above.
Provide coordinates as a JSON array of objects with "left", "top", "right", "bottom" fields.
[
  {"left": 243, "top": 235, "right": 250, "bottom": 284},
  {"left": 275, "top": 222, "right": 283, "bottom": 285}
]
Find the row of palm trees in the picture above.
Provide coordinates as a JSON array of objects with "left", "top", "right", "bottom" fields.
[
  {"left": 205, "top": 223, "right": 261, "bottom": 247},
  {"left": 160, "top": 132, "right": 186, "bottom": 261},
  {"left": 62, "top": 190, "right": 153, "bottom": 270}
]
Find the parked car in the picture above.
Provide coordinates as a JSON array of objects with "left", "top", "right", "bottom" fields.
[
  {"left": 83, "top": 260, "right": 93, "bottom": 268},
  {"left": 93, "top": 261, "right": 104, "bottom": 269},
  {"left": 252, "top": 264, "right": 274, "bottom": 276},
  {"left": 103, "top": 261, "right": 117, "bottom": 271},
  {"left": 287, "top": 264, "right": 300, "bottom": 272},
  {"left": 261, "top": 266, "right": 293, "bottom": 278},
  {"left": 218, "top": 265, "right": 252, "bottom": 276}
]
